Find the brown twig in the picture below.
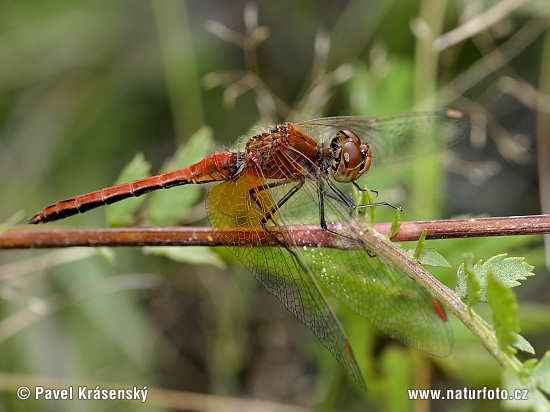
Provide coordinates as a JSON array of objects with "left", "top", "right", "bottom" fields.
[{"left": 1, "top": 214, "right": 549, "bottom": 249}]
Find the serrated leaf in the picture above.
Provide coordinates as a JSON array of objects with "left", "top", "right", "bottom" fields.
[
  {"left": 143, "top": 246, "right": 226, "bottom": 269},
  {"left": 487, "top": 271, "right": 519, "bottom": 355},
  {"left": 482, "top": 254, "right": 535, "bottom": 288},
  {"left": 149, "top": 126, "right": 214, "bottom": 226},
  {"left": 455, "top": 254, "right": 534, "bottom": 301},
  {"left": 106, "top": 153, "right": 152, "bottom": 227},
  {"left": 531, "top": 351, "right": 550, "bottom": 394}
]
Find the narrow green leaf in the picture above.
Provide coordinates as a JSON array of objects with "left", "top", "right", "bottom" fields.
[
  {"left": 143, "top": 246, "right": 226, "bottom": 269},
  {"left": 407, "top": 231, "right": 450, "bottom": 268},
  {"left": 455, "top": 254, "right": 475, "bottom": 300},
  {"left": 0, "top": 210, "right": 24, "bottom": 234},
  {"left": 386, "top": 206, "right": 402, "bottom": 238},
  {"left": 513, "top": 332, "right": 535, "bottom": 355},
  {"left": 106, "top": 153, "right": 152, "bottom": 227},
  {"left": 353, "top": 184, "right": 376, "bottom": 225},
  {"left": 487, "top": 271, "right": 520, "bottom": 355},
  {"left": 413, "top": 229, "right": 427, "bottom": 259},
  {"left": 149, "top": 126, "right": 214, "bottom": 226},
  {"left": 463, "top": 253, "right": 480, "bottom": 311}
]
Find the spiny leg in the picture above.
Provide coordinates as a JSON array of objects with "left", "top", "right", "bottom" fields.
[
  {"left": 248, "top": 179, "right": 305, "bottom": 227},
  {"left": 328, "top": 178, "right": 400, "bottom": 211}
]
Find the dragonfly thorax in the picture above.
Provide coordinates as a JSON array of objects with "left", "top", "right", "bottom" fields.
[{"left": 330, "top": 130, "right": 372, "bottom": 183}]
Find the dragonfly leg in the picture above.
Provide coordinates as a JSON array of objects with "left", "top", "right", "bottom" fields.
[
  {"left": 248, "top": 179, "right": 305, "bottom": 226},
  {"left": 318, "top": 179, "right": 396, "bottom": 253},
  {"left": 246, "top": 179, "right": 305, "bottom": 246},
  {"left": 318, "top": 186, "right": 378, "bottom": 256},
  {"left": 352, "top": 182, "right": 380, "bottom": 198},
  {"left": 356, "top": 201, "right": 401, "bottom": 210},
  {"left": 315, "top": 181, "right": 366, "bottom": 246},
  {"left": 332, "top": 180, "right": 398, "bottom": 210}
]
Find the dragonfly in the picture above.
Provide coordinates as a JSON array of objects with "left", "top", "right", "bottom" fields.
[{"left": 29, "top": 108, "right": 469, "bottom": 390}]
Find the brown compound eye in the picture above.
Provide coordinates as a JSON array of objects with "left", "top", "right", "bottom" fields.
[{"left": 332, "top": 130, "right": 372, "bottom": 182}]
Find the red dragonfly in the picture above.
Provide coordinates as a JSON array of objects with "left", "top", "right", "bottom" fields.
[{"left": 30, "top": 109, "right": 468, "bottom": 389}]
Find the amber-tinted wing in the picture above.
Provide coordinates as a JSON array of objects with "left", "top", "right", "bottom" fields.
[
  {"left": 241, "top": 167, "right": 454, "bottom": 358},
  {"left": 206, "top": 170, "right": 367, "bottom": 390},
  {"left": 206, "top": 111, "right": 460, "bottom": 388}
]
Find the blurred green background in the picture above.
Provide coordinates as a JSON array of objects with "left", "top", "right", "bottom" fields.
[{"left": 1, "top": 0, "right": 550, "bottom": 411}]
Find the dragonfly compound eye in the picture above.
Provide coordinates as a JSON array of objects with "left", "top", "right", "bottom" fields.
[{"left": 332, "top": 130, "right": 372, "bottom": 182}]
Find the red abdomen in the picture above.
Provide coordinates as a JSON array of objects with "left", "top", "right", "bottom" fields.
[{"left": 29, "top": 151, "right": 243, "bottom": 224}]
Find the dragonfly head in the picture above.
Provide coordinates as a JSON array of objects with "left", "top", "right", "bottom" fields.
[{"left": 331, "top": 130, "right": 372, "bottom": 183}]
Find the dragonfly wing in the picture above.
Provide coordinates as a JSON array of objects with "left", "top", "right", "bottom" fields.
[
  {"left": 293, "top": 109, "right": 469, "bottom": 164},
  {"left": 206, "top": 173, "right": 367, "bottom": 390},
  {"left": 309, "top": 241, "right": 454, "bottom": 356},
  {"left": 260, "top": 176, "right": 454, "bottom": 357}
]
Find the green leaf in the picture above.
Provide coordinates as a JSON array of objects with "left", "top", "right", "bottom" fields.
[
  {"left": 96, "top": 247, "right": 117, "bottom": 265},
  {"left": 487, "top": 271, "right": 520, "bottom": 355},
  {"left": 143, "top": 246, "right": 226, "bottom": 269},
  {"left": 149, "top": 126, "right": 214, "bottom": 226},
  {"left": 502, "top": 368, "right": 550, "bottom": 412},
  {"left": 406, "top": 230, "right": 450, "bottom": 268},
  {"left": 513, "top": 332, "right": 535, "bottom": 355},
  {"left": 386, "top": 207, "right": 402, "bottom": 238},
  {"left": 455, "top": 254, "right": 534, "bottom": 301},
  {"left": 106, "top": 153, "right": 152, "bottom": 227},
  {"left": 416, "top": 248, "right": 451, "bottom": 268},
  {"left": 522, "top": 358, "right": 539, "bottom": 373},
  {"left": 412, "top": 229, "right": 427, "bottom": 259},
  {"left": 483, "top": 254, "right": 535, "bottom": 288},
  {"left": 461, "top": 252, "right": 480, "bottom": 311},
  {"left": 531, "top": 351, "right": 550, "bottom": 394},
  {"left": 353, "top": 184, "right": 376, "bottom": 224}
]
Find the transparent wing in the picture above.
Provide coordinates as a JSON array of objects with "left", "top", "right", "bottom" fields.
[
  {"left": 205, "top": 110, "right": 457, "bottom": 387},
  {"left": 263, "top": 175, "right": 454, "bottom": 357},
  {"left": 293, "top": 109, "right": 469, "bottom": 164},
  {"left": 206, "top": 171, "right": 367, "bottom": 390}
]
